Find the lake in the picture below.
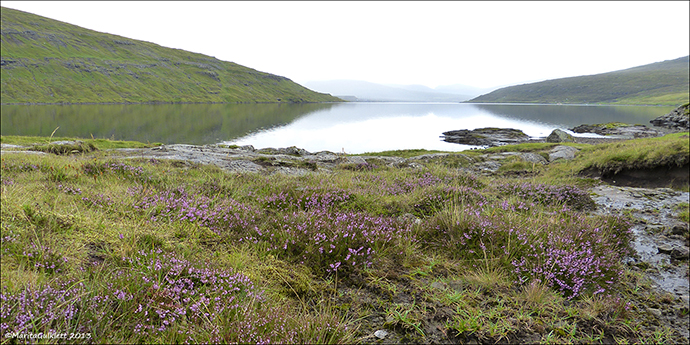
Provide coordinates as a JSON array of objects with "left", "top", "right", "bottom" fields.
[{"left": 1, "top": 102, "right": 675, "bottom": 154}]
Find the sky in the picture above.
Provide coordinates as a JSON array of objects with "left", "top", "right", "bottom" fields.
[{"left": 2, "top": 1, "right": 689, "bottom": 89}]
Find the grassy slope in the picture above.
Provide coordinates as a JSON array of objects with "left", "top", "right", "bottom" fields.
[
  {"left": 0, "top": 7, "right": 340, "bottom": 104},
  {"left": 470, "top": 56, "right": 689, "bottom": 106},
  {"left": 1, "top": 133, "right": 688, "bottom": 344}
]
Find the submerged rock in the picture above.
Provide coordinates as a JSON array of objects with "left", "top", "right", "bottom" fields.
[{"left": 441, "top": 127, "right": 530, "bottom": 147}]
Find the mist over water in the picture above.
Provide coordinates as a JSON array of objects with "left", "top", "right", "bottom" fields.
[{"left": 1, "top": 102, "right": 674, "bottom": 154}]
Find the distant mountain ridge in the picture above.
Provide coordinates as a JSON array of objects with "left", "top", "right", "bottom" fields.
[
  {"left": 0, "top": 7, "right": 340, "bottom": 104},
  {"left": 469, "top": 56, "right": 689, "bottom": 106},
  {"left": 303, "top": 80, "right": 495, "bottom": 102}
]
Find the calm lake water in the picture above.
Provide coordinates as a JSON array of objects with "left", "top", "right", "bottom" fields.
[{"left": 1, "top": 102, "right": 675, "bottom": 154}]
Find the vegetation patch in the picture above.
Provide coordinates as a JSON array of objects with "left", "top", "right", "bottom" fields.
[{"left": 1, "top": 134, "right": 688, "bottom": 344}]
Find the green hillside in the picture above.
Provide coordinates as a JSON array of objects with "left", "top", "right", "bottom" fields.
[
  {"left": 0, "top": 7, "right": 340, "bottom": 104},
  {"left": 470, "top": 56, "right": 689, "bottom": 106}
]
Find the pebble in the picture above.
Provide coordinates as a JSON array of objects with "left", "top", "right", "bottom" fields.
[{"left": 374, "top": 330, "right": 388, "bottom": 339}]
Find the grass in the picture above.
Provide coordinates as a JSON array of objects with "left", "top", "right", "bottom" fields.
[
  {"left": 470, "top": 56, "right": 689, "bottom": 106},
  {"left": 1, "top": 7, "right": 340, "bottom": 104},
  {"left": 1, "top": 134, "right": 689, "bottom": 343},
  {"left": 1, "top": 135, "right": 161, "bottom": 150}
]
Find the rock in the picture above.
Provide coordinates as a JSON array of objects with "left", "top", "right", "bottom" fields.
[
  {"left": 670, "top": 247, "right": 689, "bottom": 260},
  {"left": 477, "top": 160, "right": 502, "bottom": 173},
  {"left": 658, "top": 244, "right": 674, "bottom": 254},
  {"left": 431, "top": 281, "right": 447, "bottom": 290},
  {"left": 374, "top": 330, "right": 388, "bottom": 339},
  {"left": 647, "top": 308, "right": 663, "bottom": 318},
  {"left": 546, "top": 129, "right": 574, "bottom": 143},
  {"left": 650, "top": 104, "right": 690, "bottom": 131},
  {"left": 441, "top": 127, "right": 530, "bottom": 147},
  {"left": 570, "top": 123, "right": 662, "bottom": 138},
  {"left": 548, "top": 145, "right": 579, "bottom": 162},
  {"left": 279, "top": 146, "right": 310, "bottom": 156},
  {"left": 671, "top": 223, "right": 688, "bottom": 236},
  {"left": 519, "top": 152, "right": 548, "bottom": 164},
  {"left": 398, "top": 213, "right": 422, "bottom": 224}
]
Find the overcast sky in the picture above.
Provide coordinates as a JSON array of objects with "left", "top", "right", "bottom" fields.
[{"left": 3, "top": 1, "right": 689, "bottom": 88}]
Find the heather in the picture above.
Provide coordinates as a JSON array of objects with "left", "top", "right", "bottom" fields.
[{"left": 1, "top": 140, "right": 686, "bottom": 343}]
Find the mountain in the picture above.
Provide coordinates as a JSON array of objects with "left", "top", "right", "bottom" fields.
[
  {"left": 303, "top": 80, "right": 474, "bottom": 102},
  {"left": 434, "top": 84, "right": 502, "bottom": 97},
  {"left": 0, "top": 7, "right": 340, "bottom": 104},
  {"left": 469, "top": 56, "right": 689, "bottom": 106}
]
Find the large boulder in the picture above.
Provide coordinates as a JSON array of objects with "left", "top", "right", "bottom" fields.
[
  {"left": 650, "top": 104, "right": 690, "bottom": 131},
  {"left": 546, "top": 129, "right": 574, "bottom": 143}
]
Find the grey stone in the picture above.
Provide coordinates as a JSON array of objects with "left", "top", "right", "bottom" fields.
[
  {"left": 374, "top": 330, "right": 388, "bottom": 339},
  {"left": 657, "top": 244, "right": 674, "bottom": 254},
  {"left": 519, "top": 152, "right": 548, "bottom": 164},
  {"left": 431, "top": 281, "right": 447, "bottom": 290},
  {"left": 477, "top": 160, "right": 502, "bottom": 172},
  {"left": 647, "top": 308, "right": 662, "bottom": 318},
  {"left": 571, "top": 123, "right": 662, "bottom": 138},
  {"left": 650, "top": 104, "right": 690, "bottom": 130},
  {"left": 548, "top": 145, "right": 579, "bottom": 162},
  {"left": 398, "top": 213, "right": 422, "bottom": 224},
  {"left": 670, "top": 247, "right": 689, "bottom": 260},
  {"left": 671, "top": 223, "right": 688, "bottom": 235},
  {"left": 546, "top": 129, "right": 574, "bottom": 143}
]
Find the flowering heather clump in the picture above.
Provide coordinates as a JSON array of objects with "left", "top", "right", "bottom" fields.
[
  {"left": 0, "top": 249, "right": 320, "bottom": 343},
  {"left": 57, "top": 184, "right": 81, "bottom": 195},
  {"left": 512, "top": 214, "right": 634, "bottom": 299},
  {"left": 19, "top": 242, "right": 68, "bottom": 274},
  {"left": 1, "top": 177, "right": 13, "bottom": 186},
  {"left": 0, "top": 162, "right": 41, "bottom": 173},
  {"left": 81, "top": 193, "right": 114, "bottom": 209},
  {"left": 497, "top": 182, "right": 595, "bottom": 210},
  {"left": 263, "top": 187, "right": 352, "bottom": 211},
  {"left": 245, "top": 207, "right": 414, "bottom": 276},
  {"left": 426, "top": 200, "right": 633, "bottom": 299},
  {"left": 119, "top": 249, "right": 262, "bottom": 338},
  {"left": 130, "top": 185, "right": 258, "bottom": 234}
]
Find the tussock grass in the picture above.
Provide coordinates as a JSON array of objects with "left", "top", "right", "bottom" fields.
[
  {"left": 576, "top": 132, "right": 689, "bottom": 174},
  {"left": 1, "top": 135, "right": 688, "bottom": 343}
]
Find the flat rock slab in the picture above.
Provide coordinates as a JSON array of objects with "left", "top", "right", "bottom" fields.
[
  {"left": 548, "top": 145, "right": 579, "bottom": 162},
  {"left": 590, "top": 185, "right": 689, "bottom": 296},
  {"left": 571, "top": 124, "right": 663, "bottom": 138},
  {"left": 441, "top": 127, "right": 530, "bottom": 147},
  {"left": 112, "top": 144, "right": 409, "bottom": 175}
]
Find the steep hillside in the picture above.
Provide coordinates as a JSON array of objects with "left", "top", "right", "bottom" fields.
[
  {"left": 0, "top": 7, "right": 340, "bottom": 104},
  {"left": 469, "top": 56, "right": 689, "bottom": 106}
]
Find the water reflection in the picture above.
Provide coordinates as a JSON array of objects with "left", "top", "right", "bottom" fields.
[
  {"left": 229, "top": 103, "right": 673, "bottom": 153},
  {"left": 1, "top": 103, "right": 335, "bottom": 145},
  {"left": 1, "top": 102, "right": 674, "bottom": 153}
]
